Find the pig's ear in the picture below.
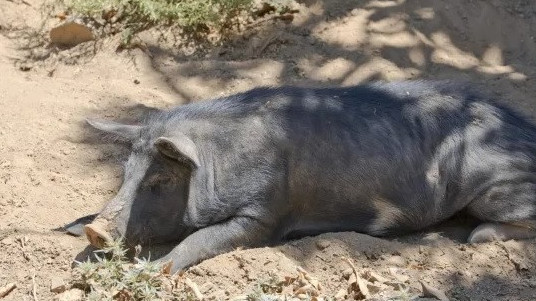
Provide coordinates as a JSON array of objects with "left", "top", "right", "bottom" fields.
[
  {"left": 86, "top": 118, "right": 143, "bottom": 142},
  {"left": 154, "top": 135, "right": 200, "bottom": 168}
]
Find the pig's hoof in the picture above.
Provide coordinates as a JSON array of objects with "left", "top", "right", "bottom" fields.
[
  {"left": 84, "top": 223, "right": 113, "bottom": 248},
  {"left": 468, "top": 222, "right": 536, "bottom": 243},
  {"left": 468, "top": 228, "right": 497, "bottom": 243},
  {"left": 468, "top": 223, "right": 501, "bottom": 243}
]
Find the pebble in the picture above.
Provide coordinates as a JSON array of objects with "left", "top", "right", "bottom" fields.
[
  {"left": 50, "top": 21, "right": 94, "bottom": 47},
  {"left": 50, "top": 277, "right": 66, "bottom": 293},
  {"left": 53, "top": 288, "right": 84, "bottom": 301},
  {"left": 189, "top": 266, "right": 205, "bottom": 276},
  {"left": 1, "top": 237, "right": 14, "bottom": 246},
  {"left": 315, "top": 239, "right": 331, "bottom": 250},
  {"left": 385, "top": 255, "right": 406, "bottom": 267},
  {"left": 420, "top": 281, "right": 449, "bottom": 301}
]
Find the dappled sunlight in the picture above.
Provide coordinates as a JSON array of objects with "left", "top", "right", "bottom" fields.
[
  {"left": 307, "top": 3, "right": 527, "bottom": 84},
  {"left": 365, "top": 0, "right": 406, "bottom": 9},
  {"left": 152, "top": 59, "right": 286, "bottom": 101},
  {"left": 481, "top": 45, "right": 504, "bottom": 66},
  {"left": 340, "top": 57, "right": 420, "bottom": 85},
  {"left": 369, "top": 31, "right": 421, "bottom": 48},
  {"left": 235, "top": 60, "right": 286, "bottom": 85},
  {"left": 298, "top": 57, "right": 355, "bottom": 83},
  {"left": 413, "top": 7, "right": 435, "bottom": 20},
  {"left": 314, "top": 8, "right": 373, "bottom": 49},
  {"left": 367, "top": 15, "right": 407, "bottom": 34},
  {"left": 142, "top": 0, "right": 532, "bottom": 104},
  {"left": 408, "top": 47, "right": 426, "bottom": 66},
  {"left": 429, "top": 32, "right": 480, "bottom": 69}
]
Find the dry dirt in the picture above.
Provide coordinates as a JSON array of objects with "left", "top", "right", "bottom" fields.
[{"left": 1, "top": 0, "right": 536, "bottom": 300}]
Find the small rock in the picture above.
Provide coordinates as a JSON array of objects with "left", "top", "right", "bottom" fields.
[
  {"left": 55, "top": 11, "right": 68, "bottom": 20},
  {"left": 200, "top": 281, "right": 215, "bottom": 293},
  {"left": 335, "top": 288, "right": 346, "bottom": 299},
  {"left": 133, "top": 79, "right": 140, "bottom": 84},
  {"left": 102, "top": 6, "right": 117, "bottom": 21},
  {"left": 341, "top": 268, "right": 353, "bottom": 279},
  {"left": 50, "top": 21, "right": 94, "bottom": 47},
  {"left": 385, "top": 255, "right": 406, "bottom": 267},
  {"left": 395, "top": 274, "right": 410, "bottom": 283},
  {"left": 526, "top": 277, "right": 536, "bottom": 288},
  {"left": 19, "top": 64, "right": 32, "bottom": 72},
  {"left": 364, "top": 251, "right": 379, "bottom": 260},
  {"left": 30, "top": 48, "right": 50, "bottom": 60},
  {"left": 0, "top": 282, "right": 16, "bottom": 298},
  {"left": 510, "top": 254, "right": 529, "bottom": 272},
  {"left": 189, "top": 266, "right": 205, "bottom": 276},
  {"left": 1, "top": 237, "right": 14, "bottom": 246},
  {"left": 388, "top": 268, "right": 410, "bottom": 283},
  {"left": 50, "top": 277, "right": 66, "bottom": 293},
  {"left": 509, "top": 72, "right": 528, "bottom": 81},
  {"left": 316, "top": 239, "right": 330, "bottom": 250},
  {"left": 419, "top": 245, "right": 426, "bottom": 254},
  {"left": 53, "top": 288, "right": 84, "bottom": 301},
  {"left": 218, "top": 49, "right": 227, "bottom": 56},
  {"left": 420, "top": 281, "right": 449, "bottom": 301}
]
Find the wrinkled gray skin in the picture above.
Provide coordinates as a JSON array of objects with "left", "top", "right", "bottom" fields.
[{"left": 85, "top": 81, "right": 536, "bottom": 272}]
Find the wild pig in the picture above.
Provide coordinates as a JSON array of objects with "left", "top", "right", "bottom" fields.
[{"left": 83, "top": 81, "right": 536, "bottom": 272}]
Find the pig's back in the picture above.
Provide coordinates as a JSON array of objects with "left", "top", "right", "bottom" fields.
[{"left": 264, "top": 82, "right": 536, "bottom": 236}]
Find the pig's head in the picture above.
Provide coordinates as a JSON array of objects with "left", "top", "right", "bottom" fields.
[{"left": 84, "top": 119, "right": 198, "bottom": 249}]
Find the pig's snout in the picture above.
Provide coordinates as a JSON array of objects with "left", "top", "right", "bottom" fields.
[{"left": 84, "top": 221, "right": 113, "bottom": 248}]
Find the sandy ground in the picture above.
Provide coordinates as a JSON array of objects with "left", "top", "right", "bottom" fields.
[{"left": 1, "top": 0, "right": 536, "bottom": 300}]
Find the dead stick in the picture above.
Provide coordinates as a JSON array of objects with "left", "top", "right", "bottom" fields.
[
  {"left": 32, "top": 273, "right": 38, "bottom": 301},
  {"left": 0, "top": 282, "right": 16, "bottom": 298},
  {"left": 420, "top": 281, "right": 449, "bottom": 301},
  {"left": 343, "top": 257, "right": 370, "bottom": 298},
  {"left": 184, "top": 278, "right": 203, "bottom": 300}
]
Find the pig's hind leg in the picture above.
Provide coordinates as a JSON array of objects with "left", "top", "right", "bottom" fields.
[{"left": 466, "top": 182, "right": 536, "bottom": 243}]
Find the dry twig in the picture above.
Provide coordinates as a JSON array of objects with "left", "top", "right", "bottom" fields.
[
  {"left": 0, "top": 282, "right": 16, "bottom": 298},
  {"left": 343, "top": 257, "right": 370, "bottom": 299},
  {"left": 32, "top": 273, "right": 38, "bottom": 301},
  {"left": 185, "top": 277, "right": 203, "bottom": 300},
  {"left": 420, "top": 281, "right": 449, "bottom": 301}
]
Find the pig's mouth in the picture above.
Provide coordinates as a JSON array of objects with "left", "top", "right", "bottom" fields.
[
  {"left": 84, "top": 218, "right": 194, "bottom": 250},
  {"left": 84, "top": 220, "right": 172, "bottom": 249}
]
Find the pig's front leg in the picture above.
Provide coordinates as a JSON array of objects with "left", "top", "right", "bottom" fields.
[{"left": 158, "top": 217, "right": 271, "bottom": 272}]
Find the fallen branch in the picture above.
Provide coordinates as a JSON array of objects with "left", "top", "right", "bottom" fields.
[
  {"left": 420, "top": 281, "right": 449, "bottom": 301},
  {"left": 184, "top": 277, "right": 203, "bottom": 300},
  {"left": 343, "top": 257, "right": 370, "bottom": 298},
  {"left": 0, "top": 282, "right": 16, "bottom": 298},
  {"left": 32, "top": 273, "right": 38, "bottom": 301}
]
